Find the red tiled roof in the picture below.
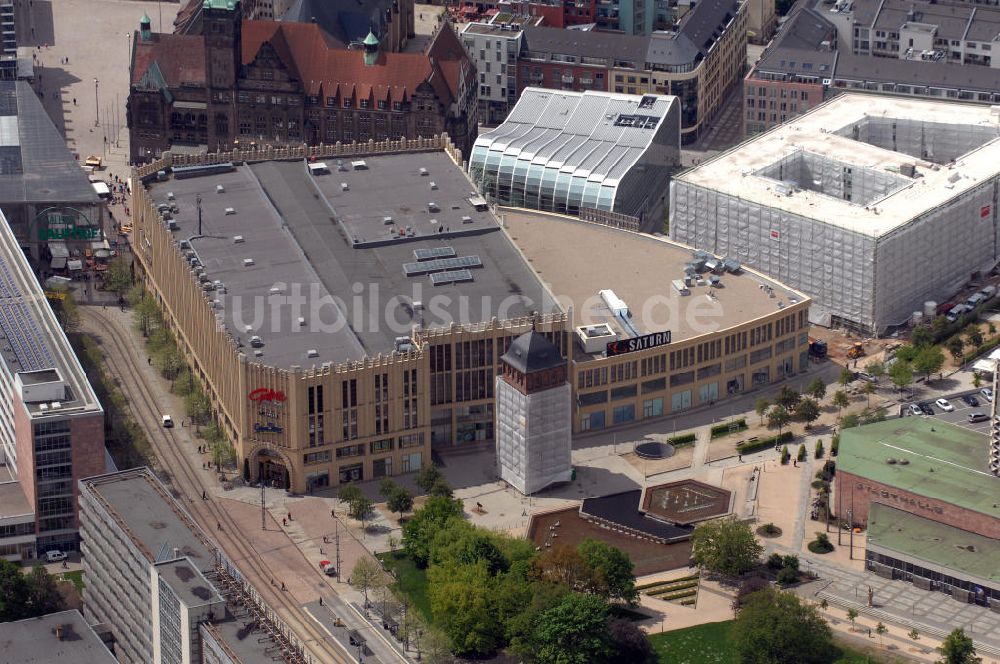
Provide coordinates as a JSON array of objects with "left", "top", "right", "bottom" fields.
[
  {"left": 131, "top": 33, "right": 206, "bottom": 87},
  {"left": 240, "top": 20, "right": 471, "bottom": 104}
]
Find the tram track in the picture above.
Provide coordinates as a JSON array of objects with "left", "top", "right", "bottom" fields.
[{"left": 80, "top": 307, "right": 352, "bottom": 664}]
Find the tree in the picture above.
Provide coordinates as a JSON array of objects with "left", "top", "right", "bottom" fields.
[
  {"left": 134, "top": 293, "right": 160, "bottom": 337},
  {"left": 25, "top": 564, "right": 63, "bottom": 617},
  {"left": 832, "top": 390, "right": 850, "bottom": 417},
  {"left": 794, "top": 397, "right": 820, "bottom": 427},
  {"left": 732, "top": 576, "right": 770, "bottom": 614},
  {"left": 184, "top": 390, "right": 211, "bottom": 429},
  {"left": 337, "top": 484, "right": 373, "bottom": 523},
  {"left": 776, "top": 567, "right": 798, "bottom": 586},
  {"left": 578, "top": 539, "right": 638, "bottom": 604},
  {"left": 965, "top": 325, "right": 984, "bottom": 349},
  {"left": 349, "top": 556, "right": 386, "bottom": 608},
  {"left": 838, "top": 367, "right": 854, "bottom": 387},
  {"left": 691, "top": 517, "right": 763, "bottom": 577},
  {"left": 937, "top": 628, "right": 981, "bottom": 664},
  {"left": 767, "top": 404, "right": 791, "bottom": 434},
  {"left": 864, "top": 361, "right": 885, "bottom": 383},
  {"left": 0, "top": 559, "right": 29, "bottom": 621},
  {"left": 531, "top": 593, "right": 612, "bottom": 664},
  {"left": 889, "top": 360, "right": 914, "bottom": 394},
  {"left": 862, "top": 380, "right": 877, "bottom": 407},
  {"left": 911, "top": 325, "right": 934, "bottom": 348},
  {"left": 946, "top": 336, "right": 966, "bottom": 364},
  {"left": 895, "top": 345, "right": 918, "bottom": 363},
  {"left": 909, "top": 628, "right": 920, "bottom": 641},
  {"left": 387, "top": 487, "right": 414, "bottom": 522},
  {"left": 378, "top": 477, "right": 398, "bottom": 499},
  {"left": 913, "top": 345, "right": 945, "bottom": 380},
  {"left": 338, "top": 484, "right": 363, "bottom": 507},
  {"left": 429, "top": 476, "right": 453, "bottom": 499},
  {"left": 607, "top": 618, "right": 655, "bottom": 664},
  {"left": 730, "top": 587, "right": 834, "bottom": 664},
  {"left": 846, "top": 608, "right": 859, "bottom": 630},
  {"left": 805, "top": 377, "right": 827, "bottom": 400},
  {"left": 775, "top": 386, "right": 800, "bottom": 409},
  {"left": 755, "top": 396, "right": 770, "bottom": 425},
  {"left": 103, "top": 257, "right": 133, "bottom": 295},
  {"left": 814, "top": 439, "right": 825, "bottom": 459},
  {"left": 428, "top": 561, "right": 503, "bottom": 656},
  {"left": 973, "top": 372, "right": 983, "bottom": 388},
  {"left": 875, "top": 621, "right": 888, "bottom": 647},
  {"left": 796, "top": 444, "right": 807, "bottom": 462},
  {"left": 415, "top": 465, "right": 445, "bottom": 493},
  {"left": 403, "top": 496, "right": 465, "bottom": 566},
  {"left": 50, "top": 289, "right": 80, "bottom": 332}
]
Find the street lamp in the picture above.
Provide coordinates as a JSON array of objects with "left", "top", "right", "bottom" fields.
[{"left": 94, "top": 78, "right": 100, "bottom": 128}]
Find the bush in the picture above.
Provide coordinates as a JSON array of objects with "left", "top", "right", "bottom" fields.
[
  {"left": 710, "top": 418, "right": 748, "bottom": 439},
  {"left": 814, "top": 440, "right": 824, "bottom": 459},
  {"left": 666, "top": 432, "right": 697, "bottom": 446},
  {"left": 830, "top": 435, "right": 839, "bottom": 457},
  {"left": 808, "top": 532, "right": 834, "bottom": 554},
  {"left": 782, "top": 555, "right": 799, "bottom": 571},
  {"left": 766, "top": 553, "right": 784, "bottom": 570},
  {"left": 736, "top": 431, "right": 793, "bottom": 454},
  {"left": 780, "top": 445, "right": 791, "bottom": 465},
  {"left": 796, "top": 444, "right": 807, "bottom": 462},
  {"left": 776, "top": 567, "right": 799, "bottom": 586}
]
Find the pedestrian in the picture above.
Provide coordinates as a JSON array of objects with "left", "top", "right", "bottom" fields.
[
  {"left": 216, "top": 522, "right": 222, "bottom": 531},
  {"left": 72, "top": 98, "right": 76, "bottom": 105},
  {"left": 287, "top": 512, "right": 292, "bottom": 521},
  {"left": 793, "top": 459, "right": 797, "bottom": 467},
  {"left": 202, "top": 490, "right": 207, "bottom": 500},
  {"left": 147, "top": 357, "right": 151, "bottom": 365},
  {"left": 281, "top": 582, "right": 286, "bottom": 591},
  {"left": 282, "top": 517, "right": 287, "bottom": 526},
  {"left": 331, "top": 509, "right": 335, "bottom": 518},
  {"left": 319, "top": 597, "right": 323, "bottom": 606}
]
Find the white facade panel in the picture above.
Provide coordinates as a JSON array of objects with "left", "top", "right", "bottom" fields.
[{"left": 495, "top": 378, "right": 572, "bottom": 495}]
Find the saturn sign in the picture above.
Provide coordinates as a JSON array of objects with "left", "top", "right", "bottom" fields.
[{"left": 606, "top": 331, "right": 672, "bottom": 357}]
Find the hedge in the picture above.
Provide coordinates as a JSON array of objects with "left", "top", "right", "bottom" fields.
[
  {"left": 736, "top": 431, "right": 794, "bottom": 454},
  {"left": 647, "top": 581, "right": 700, "bottom": 596},
  {"left": 666, "top": 432, "right": 697, "bottom": 447},
  {"left": 710, "top": 418, "right": 748, "bottom": 439},
  {"left": 636, "top": 574, "right": 699, "bottom": 591}
]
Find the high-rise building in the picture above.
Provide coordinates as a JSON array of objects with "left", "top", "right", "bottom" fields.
[
  {"left": 495, "top": 330, "right": 572, "bottom": 495},
  {"left": 990, "top": 360, "right": 999, "bottom": 476}
]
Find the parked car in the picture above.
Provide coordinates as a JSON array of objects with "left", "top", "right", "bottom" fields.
[
  {"left": 968, "top": 412, "right": 990, "bottom": 423},
  {"left": 162, "top": 415, "right": 174, "bottom": 428},
  {"left": 961, "top": 394, "right": 980, "bottom": 407},
  {"left": 906, "top": 403, "right": 922, "bottom": 416},
  {"left": 919, "top": 402, "right": 936, "bottom": 416},
  {"left": 855, "top": 371, "right": 876, "bottom": 383},
  {"left": 935, "top": 398, "right": 954, "bottom": 412},
  {"left": 319, "top": 560, "right": 337, "bottom": 577},
  {"left": 982, "top": 388, "right": 994, "bottom": 403},
  {"left": 45, "top": 550, "right": 67, "bottom": 563}
]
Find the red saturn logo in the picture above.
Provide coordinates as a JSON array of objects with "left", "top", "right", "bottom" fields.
[{"left": 248, "top": 388, "right": 287, "bottom": 403}]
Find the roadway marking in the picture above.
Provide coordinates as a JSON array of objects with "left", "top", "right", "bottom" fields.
[{"left": 879, "top": 442, "right": 994, "bottom": 477}]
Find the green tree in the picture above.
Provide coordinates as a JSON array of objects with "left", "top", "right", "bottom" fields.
[
  {"left": 775, "top": 386, "right": 800, "bottom": 409},
  {"left": 428, "top": 561, "right": 503, "bottom": 656},
  {"left": 862, "top": 380, "right": 877, "bottom": 407},
  {"left": 910, "top": 325, "right": 934, "bottom": 348},
  {"left": 338, "top": 484, "right": 363, "bottom": 507},
  {"left": 50, "top": 288, "right": 80, "bottom": 332},
  {"left": 864, "top": 361, "right": 885, "bottom": 383},
  {"left": 577, "top": 539, "right": 638, "bottom": 604},
  {"left": 691, "top": 517, "right": 763, "bottom": 576},
  {"left": 937, "top": 628, "right": 981, "bottom": 664},
  {"left": 797, "top": 444, "right": 807, "bottom": 462},
  {"left": 832, "top": 390, "right": 850, "bottom": 417},
  {"left": 134, "top": 293, "right": 159, "bottom": 337},
  {"left": 895, "top": 345, "right": 918, "bottom": 363},
  {"left": 531, "top": 593, "right": 612, "bottom": 664},
  {"left": 814, "top": 439, "right": 825, "bottom": 459},
  {"left": 26, "top": 564, "right": 63, "bottom": 616},
  {"left": 607, "top": 618, "right": 655, "bottom": 664},
  {"left": 876, "top": 621, "right": 888, "bottom": 647},
  {"left": 102, "top": 257, "right": 133, "bottom": 295},
  {"left": 889, "top": 360, "right": 914, "bottom": 394},
  {"left": 415, "top": 465, "right": 445, "bottom": 493},
  {"left": 730, "top": 587, "right": 834, "bottom": 664},
  {"left": 838, "top": 367, "right": 854, "bottom": 387},
  {"left": 403, "top": 496, "right": 465, "bottom": 566},
  {"left": 387, "top": 486, "right": 414, "bottom": 522},
  {"left": 767, "top": 404, "right": 791, "bottom": 434},
  {"left": 973, "top": 372, "right": 983, "bottom": 388},
  {"left": 965, "top": 325, "right": 984, "bottom": 349},
  {"left": 805, "top": 377, "right": 827, "bottom": 400},
  {"left": 755, "top": 396, "right": 770, "bottom": 425},
  {"left": 847, "top": 608, "right": 858, "bottom": 630},
  {"left": 913, "top": 345, "right": 945, "bottom": 380},
  {"left": 909, "top": 628, "right": 920, "bottom": 641},
  {"left": 946, "top": 336, "right": 966, "bottom": 363},
  {"left": 184, "top": 389, "right": 211, "bottom": 429},
  {"left": 0, "top": 559, "right": 29, "bottom": 621},
  {"left": 429, "top": 476, "right": 453, "bottom": 499},
  {"left": 378, "top": 477, "right": 398, "bottom": 499},
  {"left": 794, "top": 397, "right": 821, "bottom": 427},
  {"left": 349, "top": 556, "right": 386, "bottom": 608}
]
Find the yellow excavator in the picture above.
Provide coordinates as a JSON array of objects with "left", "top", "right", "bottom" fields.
[{"left": 846, "top": 342, "right": 866, "bottom": 360}]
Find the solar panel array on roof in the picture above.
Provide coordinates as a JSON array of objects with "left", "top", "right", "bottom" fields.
[
  {"left": 413, "top": 246, "right": 456, "bottom": 261},
  {"left": 0, "top": 254, "right": 55, "bottom": 371},
  {"left": 430, "top": 269, "right": 474, "bottom": 285},
  {"left": 403, "top": 255, "right": 482, "bottom": 276}
]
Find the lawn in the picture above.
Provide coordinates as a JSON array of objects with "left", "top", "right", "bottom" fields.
[
  {"left": 60, "top": 570, "right": 85, "bottom": 593},
  {"left": 379, "top": 550, "right": 431, "bottom": 622},
  {"left": 650, "top": 620, "right": 892, "bottom": 664}
]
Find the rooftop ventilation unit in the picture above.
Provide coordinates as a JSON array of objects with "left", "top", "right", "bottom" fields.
[
  {"left": 233, "top": 235, "right": 244, "bottom": 243},
  {"left": 419, "top": 167, "right": 428, "bottom": 176},
  {"left": 216, "top": 185, "right": 225, "bottom": 193},
  {"left": 243, "top": 258, "right": 255, "bottom": 267},
  {"left": 225, "top": 207, "right": 235, "bottom": 215}
]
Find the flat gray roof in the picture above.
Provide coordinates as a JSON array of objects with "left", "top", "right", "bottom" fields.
[
  {"left": 155, "top": 558, "right": 223, "bottom": 608},
  {"left": 0, "top": 480, "right": 33, "bottom": 519},
  {"left": 82, "top": 469, "right": 214, "bottom": 573},
  {"left": 0, "top": 610, "right": 117, "bottom": 664},
  {"left": 149, "top": 153, "right": 556, "bottom": 367},
  {"left": 207, "top": 619, "right": 279, "bottom": 664}
]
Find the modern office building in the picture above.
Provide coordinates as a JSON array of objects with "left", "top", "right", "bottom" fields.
[
  {"left": 460, "top": 15, "right": 541, "bottom": 126},
  {"left": 79, "top": 468, "right": 284, "bottom": 664},
  {"left": 0, "top": 610, "right": 117, "bottom": 663},
  {"left": 837, "top": 418, "right": 1000, "bottom": 606},
  {"left": 468, "top": 88, "right": 680, "bottom": 223},
  {"left": 743, "top": 1, "right": 1000, "bottom": 136},
  {"left": 129, "top": 136, "right": 810, "bottom": 493},
  {"left": 0, "top": 205, "right": 105, "bottom": 559},
  {"left": 495, "top": 330, "right": 572, "bottom": 495},
  {"left": 671, "top": 93, "right": 1000, "bottom": 334}
]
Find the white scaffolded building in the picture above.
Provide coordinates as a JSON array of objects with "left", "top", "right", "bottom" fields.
[
  {"left": 495, "top": 331, "right": 573, "bottom": 495},
  {"left": 670, "top": 94, "right": 1000, "bottom": 334}
]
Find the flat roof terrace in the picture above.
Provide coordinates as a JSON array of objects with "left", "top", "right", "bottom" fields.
[
  {"left": 838, "top": 418, "right": 999, "bottom": 518},
  {"left": 674, "top": 94, "right": 1000, "bottom": 237},
  {"left": 502, "top": 211, "right": 807, "bottom": 358},
  {"left": 310, "top": 151, "right": 498, "bottom": 246}
]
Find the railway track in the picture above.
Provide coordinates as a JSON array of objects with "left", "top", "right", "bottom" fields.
[{"left": 80, "top": 307, "right": 353, "bottom": 664}]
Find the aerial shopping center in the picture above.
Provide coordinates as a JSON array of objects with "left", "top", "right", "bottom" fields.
[{"left": 130, "top": 92, "right": 811, "bottom": 493}]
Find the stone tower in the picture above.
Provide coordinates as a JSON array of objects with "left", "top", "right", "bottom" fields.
[
  {"left": 202, "top": 0, "right": 241, "bottom": 150},
  {"left": 495, "top": 330, "right": 572, "bottom": 495}
]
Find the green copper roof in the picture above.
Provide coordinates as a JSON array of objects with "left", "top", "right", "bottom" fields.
[
  {"left": 202, "top": 0, "right": 237, "bottom": 10},
  {"left": 868, "top": 504, "right": 1000, "bottom": 585},
  {"left": 838, "top": 417, "right": 999, "bottom": 517},
  {"left": 363, "top": 30, "right": 379, "bottom": 46},
  {"left": 140, "top": 11, "right": 151, "bottom": 23}
]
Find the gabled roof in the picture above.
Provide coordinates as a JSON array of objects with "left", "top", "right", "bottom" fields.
[
  {"left": 501, "top": 330, "right": 566, "bottom": 373},
  {"left": 240, "top": 21, "right": 471, "bottom": 105},
  {"left": 130, "top": 32, "right": 206, "bottom": 87}
]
